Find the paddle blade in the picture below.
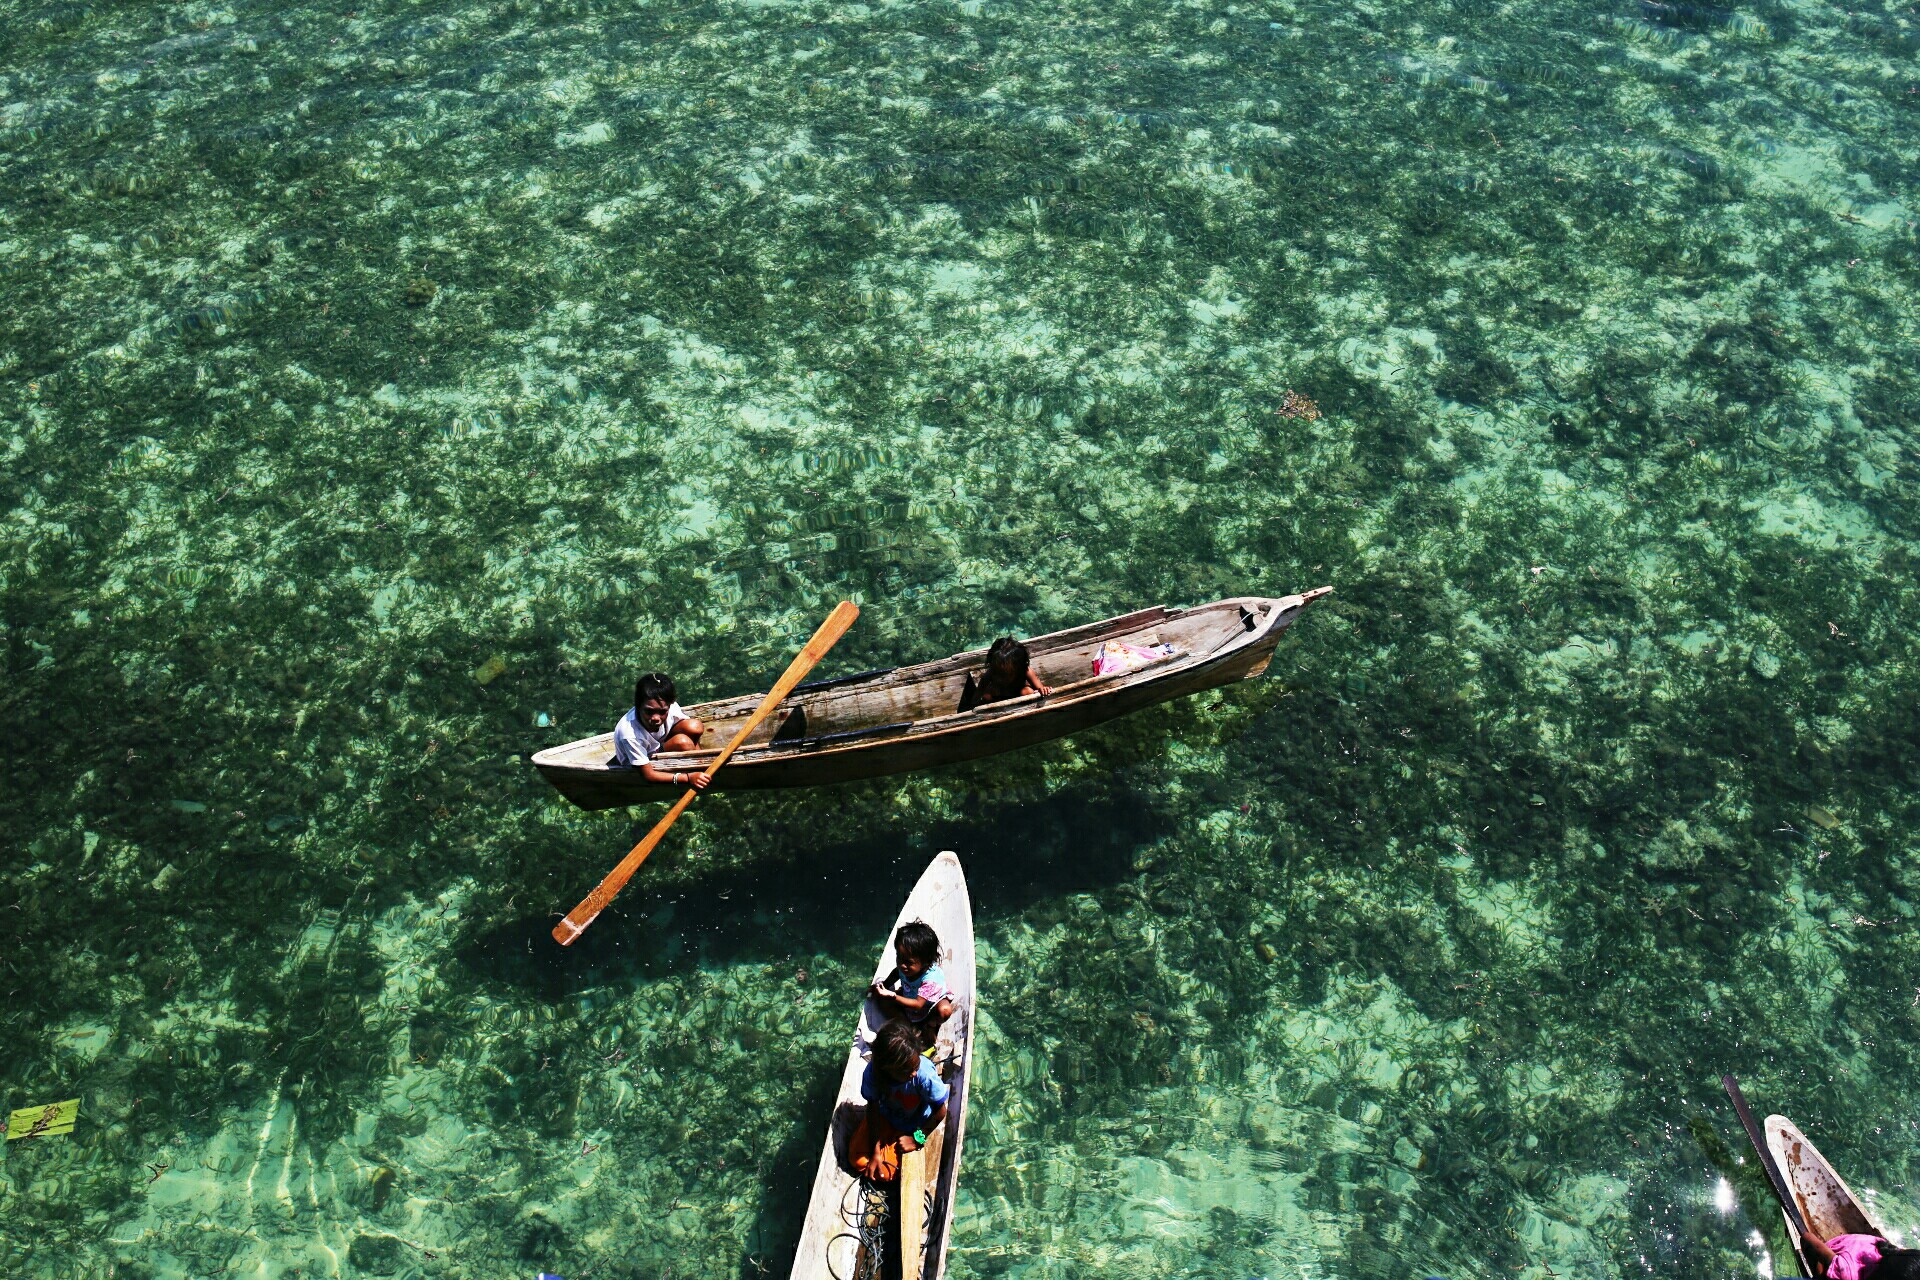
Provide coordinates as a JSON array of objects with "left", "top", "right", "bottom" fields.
[
  {"left": 552, "top": 790, "right": 695, "bottom": 945},
  {"left": 1722, "top": 1074, "right": 1811, "bottom": 1242}
]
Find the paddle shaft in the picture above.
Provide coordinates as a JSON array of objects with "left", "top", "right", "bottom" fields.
[
  {"left": 552, "top": 601, "right": 860, "bottom": 946},
  {"left": 1722, "top": 1074, "right": 1813, "bottom": 1249}
]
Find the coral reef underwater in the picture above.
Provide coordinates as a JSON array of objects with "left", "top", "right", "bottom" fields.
[{"left": 2, "top": 0, "right": 1917, "bottom": 1274}]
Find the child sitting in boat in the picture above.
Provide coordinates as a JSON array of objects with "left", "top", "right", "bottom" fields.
[
  {"left": 957, "top": 636, "right": 1051, "bottom": 711},
  {"left": 868, "top": 920, "right": 956, "bottom": 1049},
  {"left": 850, "top": 1018, "right": 950, "bottom": 1183},
  {"left": 612, "top": 672, "right": 710, "bottom": 789},
  {"left": 1806, "top": 1235, "right": 1920, "bottom": 1280}
]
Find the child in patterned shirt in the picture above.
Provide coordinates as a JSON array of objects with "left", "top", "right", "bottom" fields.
[{"left": 869, "top": 920, "right": 955, "bottom": 1050}]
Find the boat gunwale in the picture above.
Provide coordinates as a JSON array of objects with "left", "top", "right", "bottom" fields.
[{"left": 921, "top": 873, "right": 976, "bottom": 1280}]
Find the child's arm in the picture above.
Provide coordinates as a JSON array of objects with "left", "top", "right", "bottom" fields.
[
  {"left": 1802, "top": 1234, "right": 1836, "bottom": 1273},
  {"left": 869, "top": 980, "right": 932, "bottom": 1014},
  {"left": 897, "top": 1100, "right": 948, "bottom": 1152},
  {"left": 1024, "top": 669, "right": 1052, "bottom": 696},
  {"left": 639, "top": 760, "right": 710, "bottom": 790}
]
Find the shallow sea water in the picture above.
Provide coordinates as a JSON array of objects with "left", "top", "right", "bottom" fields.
[{"left": 4, "top": 0, "right": 1919, "bottom": 1274}]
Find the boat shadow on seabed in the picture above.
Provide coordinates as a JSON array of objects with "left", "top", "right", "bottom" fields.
[{"left": 450, "top": 782, "right": 1168, "bottom": 996}]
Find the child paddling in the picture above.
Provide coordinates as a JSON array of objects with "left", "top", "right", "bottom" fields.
[
  {"left": 1805, "top": 1235, "right": 1920, "bottom": 1280},
  {"left": 613, "top": 672, "right": 710, "bottom": 789}
]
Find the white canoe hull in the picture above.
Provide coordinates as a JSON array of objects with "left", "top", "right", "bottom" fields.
[
  {"left": 789, "top": 852, "right": 976, "bottom": 1280},
  {"left": 1766, "top": 1114, "right": 1893, "bottom": 1276}
]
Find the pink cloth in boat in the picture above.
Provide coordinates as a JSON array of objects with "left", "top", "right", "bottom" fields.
[
  {"left": 1826, "top": 1234, "right": 1885, "bottom": 1280},
  {"left": 1092, "top": 641, "right": 1174, "bottom": 677}
]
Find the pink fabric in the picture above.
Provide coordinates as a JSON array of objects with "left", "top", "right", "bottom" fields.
[
  {"left": 900, "top": 968, "right": 949, "bottom": 1022},
  {"left": 1826, "top": 1234, "right": 1884, "bottom": 1280},
  {"left": 880, "top": 965, "right": 950, "bottom": 1024},
  {"left": 1092, "top": 642, "right": 1173, "bottom": 677}
]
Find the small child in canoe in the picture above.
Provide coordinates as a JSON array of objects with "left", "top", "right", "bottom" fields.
[
  {"left": 851, "top": 1018, "right": 950, "bottom": 1183},
  {"left": 613, "top": 672, "right": 710, "bottom": 790},
  {"left": 957, "top": 637, "right": 1051, "bottom": 711},
  {"left": 869, "top": 920, "right": 956, "bottom": 1049},
  {"left": 1806, "top": 1235, "right": 1920, "bottom": 1280}
]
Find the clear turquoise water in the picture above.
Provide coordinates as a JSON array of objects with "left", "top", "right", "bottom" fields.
[{"left": 4, "top": 0, "right": 1919, "bottom": 1274}]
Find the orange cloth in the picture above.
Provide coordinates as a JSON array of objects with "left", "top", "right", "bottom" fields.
[{"left": 850, "top": 1108, "right": 907, "bottom": 1183}]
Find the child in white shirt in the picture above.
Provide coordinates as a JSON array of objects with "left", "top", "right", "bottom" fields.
[{"left": 613, "top": 672, "right": 710, "bottom": 790}]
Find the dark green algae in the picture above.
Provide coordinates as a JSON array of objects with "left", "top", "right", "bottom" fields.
[{"left": 3, "top": 0, "right": 1920, "bottom": 1274}]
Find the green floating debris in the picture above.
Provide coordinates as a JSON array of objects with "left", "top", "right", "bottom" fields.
[
  {"left": 473, "top": 654, "right": 508, "bottom": 685},
  {"left": 7, "top": 1099, "right": 79, "bottom": 1141}
]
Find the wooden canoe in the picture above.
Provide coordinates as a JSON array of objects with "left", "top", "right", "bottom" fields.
[
  {"left": 533, "top": 587, "right": 1329, "bottom": 809},
  {"left": 789, "top": 851, "right": 976, "bottom": 1280},
  {"left": 1766, "top": 1114, "right": 1894, "bottom": 1276}
]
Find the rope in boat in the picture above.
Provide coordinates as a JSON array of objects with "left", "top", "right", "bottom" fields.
[{"left": 828, "top": 1177, "right": 892, "bottom": 1280}]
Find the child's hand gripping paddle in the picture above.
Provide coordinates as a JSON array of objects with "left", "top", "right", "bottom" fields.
[{"left": 552, "top": 601, "right": 859, "bottom": 946}]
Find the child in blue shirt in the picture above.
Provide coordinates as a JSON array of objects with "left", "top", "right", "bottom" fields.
[
  {"left": 851, "top": 1019, "right": 950, "bottom": 1182},
  {"left": 868, "top": 920, "right": 955, "bottom": 1050}
]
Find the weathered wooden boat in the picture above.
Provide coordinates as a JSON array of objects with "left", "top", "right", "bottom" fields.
[
  {"left": 1766, "top": 1114, "right": 1894, "bottom": 1277},
  {"left": 533, "top": 587, "right": 1329, "bottom": 809},
  {"left": 790, "top": 851, "right": 976, "bottom": 1280}
]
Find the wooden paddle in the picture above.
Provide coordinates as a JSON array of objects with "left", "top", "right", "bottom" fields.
[
  {"left": 1723, "top": 1073, "right": 1815, "bottom": 1273},
  {"left": 552, "top": 601, "right": 860, "bottom": 946}
]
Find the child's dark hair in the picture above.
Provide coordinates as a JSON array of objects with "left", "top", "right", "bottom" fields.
[
  {"left": 985, "top": 637, "right": 1030, "bottom": 677},
  {"left": 873, "top": 1019, "right": 923, "bottom": 1078},
  {"left": 634, "top": 672, "right": 676, "bottom": 709},
  {"left": 1873, "top": 1248, "right": 1920, "bottom": 1280},
  {"left": 895, "top": 920, "right": 940, "bottom": 966}
]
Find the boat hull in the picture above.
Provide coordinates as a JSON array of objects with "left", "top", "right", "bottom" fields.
[
  {"left": 533, "top": 590, "right": 1326, "bottom": 809},
  {"left": 1765, "top": 1114, "right": 1892, "bottom": 1277},
  {"left": 789, "top": 851, "right": 976, "bottom": 1280}
]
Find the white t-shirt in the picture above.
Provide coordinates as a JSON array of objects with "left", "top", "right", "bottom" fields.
[{"left": 613, "top": 703, "right": 687, "bottom": 766}]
